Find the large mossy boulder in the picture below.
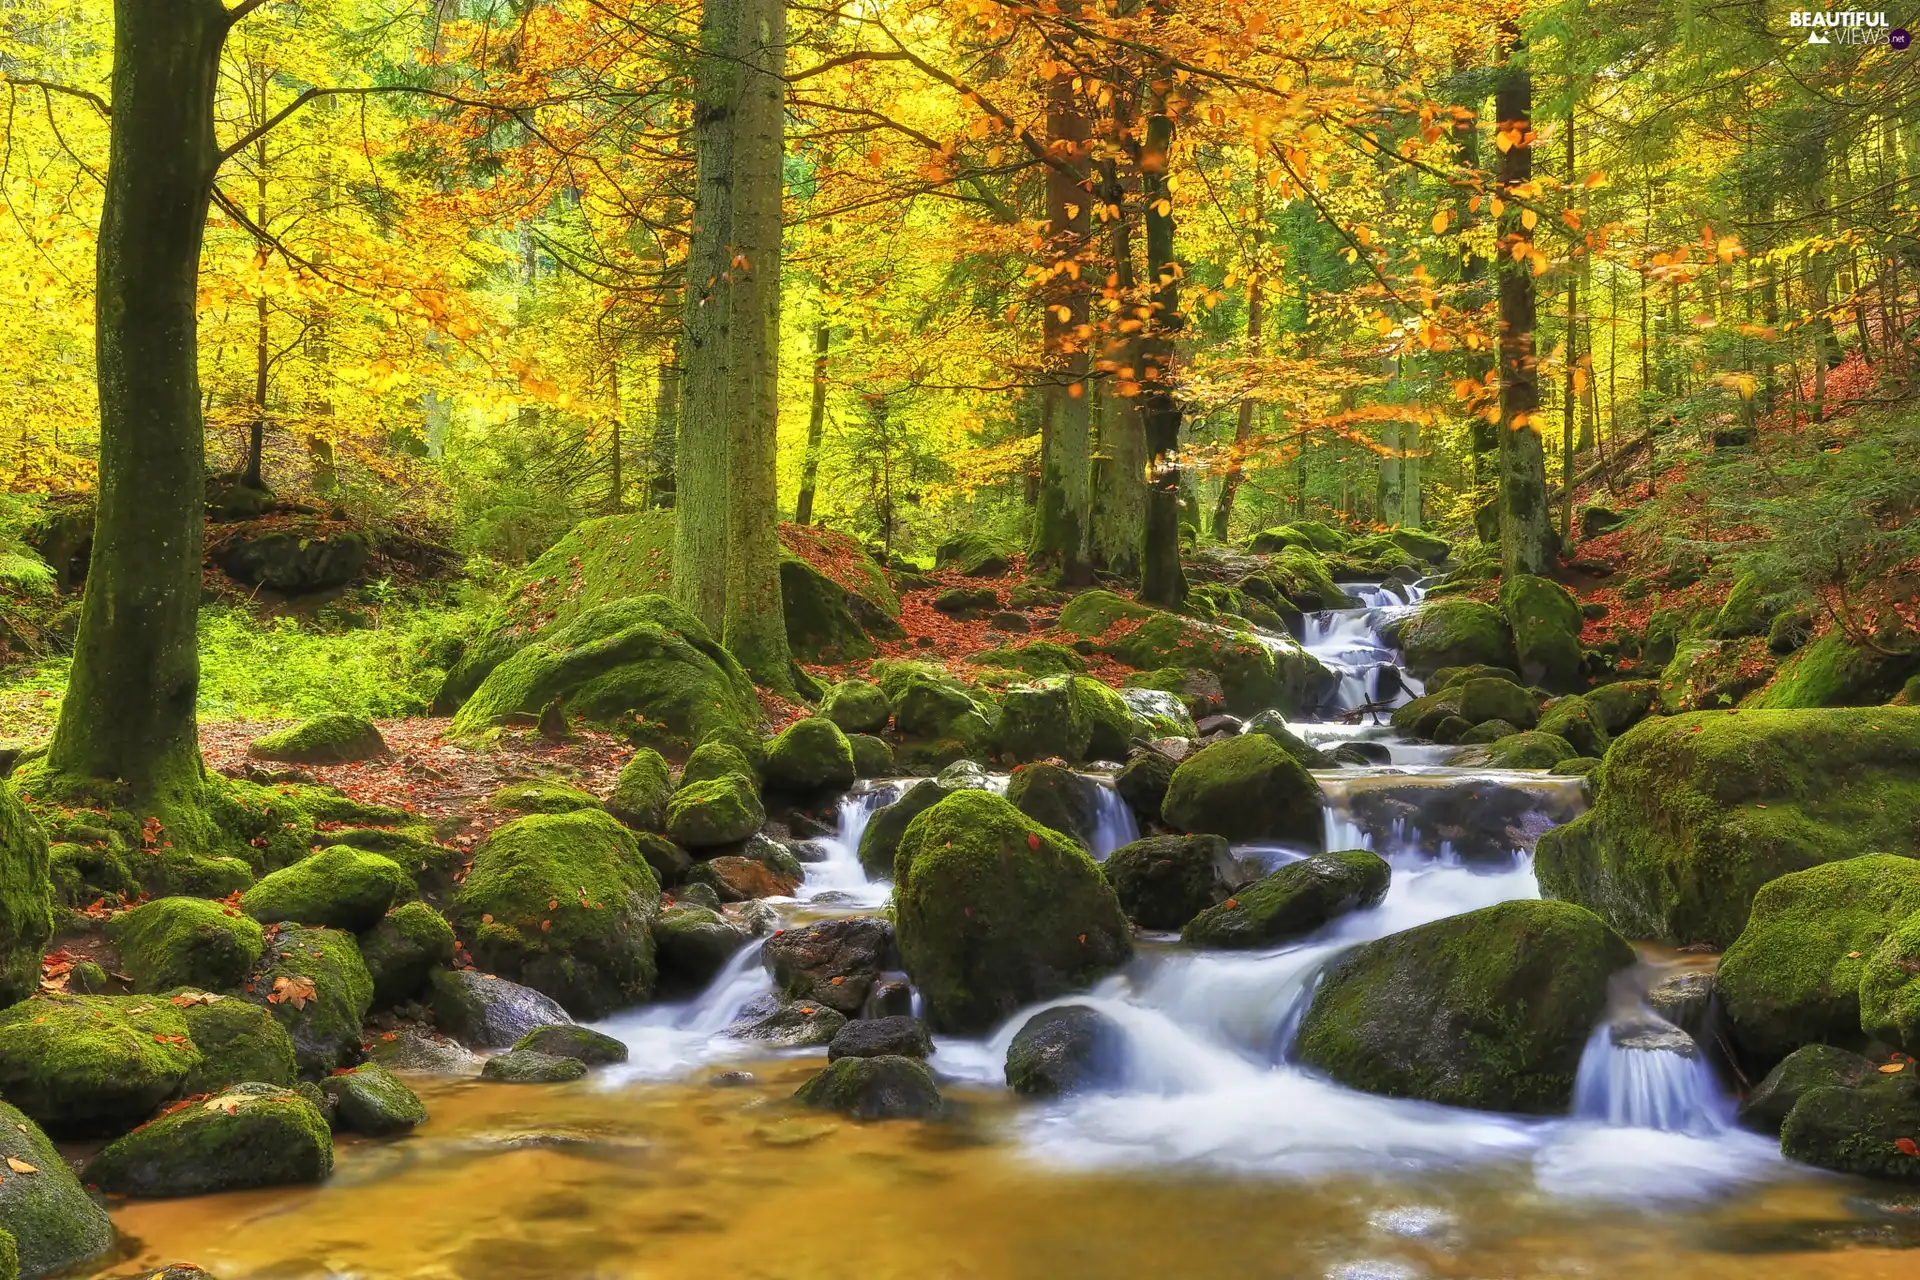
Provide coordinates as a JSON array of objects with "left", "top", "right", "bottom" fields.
[
  {"left": 241, "top": 846, "right": 408, "bottom": 933},
  {"left": 1716, "top": 855, "right": 1920, "bottom": 1065},
  {"left": 449, "top": 809, "right": 660, "bottom": 1018},
  {"left": 763, "top": 717, "right": 856, "bottom": 794},
  {"left": 1780, "top": 1078, "right": 1920, "bottom": 1181},
  {"left": 358, "top": 902, "right": 456, "bottom": 1009},
  {"left": 175, "top": 995, "right": 297, "bottom": 1096},
  {"left": 0, "top": 783, "right": 51, "bottom": 1008},
  {"left": 213, "top": 523, "right": 367, "bottom": 593},
  {"left": 1391, "top": 599, "right": 1517, "bottom": 677},
  {"left": 107, "top": 896, "right": 263, "bottom": 993},
  {"left": 1751, "top": 630, "right": 1918, "bottom": 710},
  {"left": 1737, "top": 1044, "right": 1878, "bottom": 1136},
  {"left": 1182, "top": 850, "right": 1390, "bottom": 949},
  {"left": 1584, "top": 679, "right": 1658, "bottom": 735},
  {"left": 1456, "top": 677, "right": 1538, "bottom": 729},
  {"left": 449, "top": 595, "right": 759, "bottom": 757},
  {"left": 856, "top": 779, "right": 951, "bottom": 879},
  {"left": 1484, "top": 730, "right": 1578, "bottom": 770},
  {"left": 241, "top": 924, "right": 374, "bottom": 1076},
  {"left": 0, "top": 995, "right": 199, "bottom": 1136},
  {"left": 0, "top": 1101, "right": 112, "bottom": 1277},
  {"left": 1535, "top": 708, "right": 1920, "bottom": 947},
  {"left": 996, "top": 675, "right": 1132, "bottom": 764},
  {"left": 607, "top": 747, "right": 672, "bottom": 831},
  {"left": 1535, "top": 695, "right": 1610, "bottom": 757},
  {"left": 820, "top": 680, "right": 891, "bottom": 734},
  {"left": 1498, "top": 575, "right": 1584, "bottom": 693},
  {"left": 665, "top": 774, "right": 765, "bottom": 849},
  {"left": 892, "top": 790, "right": 1132, "bottom": 1034},
  {"left": 1101, "top": 834, "right": 1244, "bottom": 931},
  {"left": 1294, "top": 899, "right": 1634, "bottom": 1113},
  {"left": 1161, "top": 734, "right": 1323, "bottom": 847},
  {"left": 85, "top": 1083, "right": 331, "bottom": 1197},
  {"left": 1862, "top": 910, "right": 1920, "bottom": 1054},
  {"left": 679, "top": 739, "right": 759, "bottom": 787},
  {"left": 246, "top": 713, "right": 387, "bottom": 765}
]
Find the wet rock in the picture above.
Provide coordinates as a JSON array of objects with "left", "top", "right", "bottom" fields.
[
  {"left": 359, "top": 902, "right": 457, "bottom": 1009},
  {"left": 1242, "top": 711, "right": 1335, "bottom": 768},
  {"left": 827, "top": 1016, "right": 933, "bottom": 1062},
  {"left": 320, "top": 1062, "right": 428, "bottom": 1136},
  {"left": 1161, "top": 734, "right": 1323, "bottom": 847},
  {"left": 934, "top": 759, "right": 992, "bottom": 791},
  {"left": 868, "top": 980, "right": 914, "bottom": 1018},
  {"left": 1005, "top": 762, "right": 1104, "bottom": 849},
  {"left": 794, "top": 1055, "right": 943, "bottom": 1120},
  {"left": 481, "top": 1049, "right": 588, "bottom": 1084},
  {"left": 1781, "top": 1076, "right": 1920, "bottom": 1181},
  {"left": 1005, "top": 1005, "right": 1126, "bottom": 1097},
  {"left": 686, "top": 855, "right": 798, "bottom": 902},
  {"left": 653, "top": 904, "right": 748, "bottom": 996},
  {"left": 429, "top": 969, "right": 574, "bottom": 1049},
  {"left": 0, "top": 1100, "right": 112, "bottom": 1276},
  {"left": 1647, "top": 970, "right": 1715, "bottom": 1038},
  {"left": 511, "top": 1024, "right": 629, "bottom": 1065},
  {"left": 1739, "top": 1044, "right": 1879, "bottom": 1136},
  {"left": 1114, "top": 749, "right": 1176, "bottom": 826},
  {"left": 1102, "top": 834, "right": 1245, "bottom": 931},
  {"left": 725, "top": 995, "right": 848, "bottom": 1048},
  {"left": 1330, "top": 741, "right": 1391, "bottom": 766},
  {"left": 1338, "top": 773, "right": 1582, "bottom": 866},
  {"left": 370, "top": 1027, "right": 482, "bottom": 1076},
  {"left": 240, "top": 925, "right": 374, "bottom": 1077},
  {"left": 1183, "top": 850, "right": 1390, "bottom": 949},
  {"left": 86, "top": 1083, "right": 332, "bottom": 1197},
  {"left": 856, "top": 778, "right": 952, "bottom": 879},
  {"left": 763, "top": 916, "right": 893, "bottom": 1015}
]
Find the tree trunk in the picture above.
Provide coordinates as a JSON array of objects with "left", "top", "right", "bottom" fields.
[
  {"left": 649, "top": 350, "right": 678, "bottom": 508},
  {"left": 606, "top": 357, "right": 625, "bottom": 513},
  {"left": 1452, "top": 56, "right": 1497, "bottom": 490},
  {"left": 1138, "top": 104, "right": 1185, "bottom": 608},
  {"left": 1494, "top": 24, "right": 1555, "bottom": 577},
  {"left": 49, "top": 0, "right": 231, "bottom": 826},
  {"left": 1091, "top": 155, "right": 1145, "bottom": 578},
  {"left": 1032, "top": 54, "right": 1094, "bottom": 585},
  {"left": 1210, "top": 276, "right": 1262, "bottom": 541},
  {"left": 718, "top": 0, "right": 792, "bottom": 691},
  {"left": 794, "top": 321, "right": 830, "bottom": 525}
]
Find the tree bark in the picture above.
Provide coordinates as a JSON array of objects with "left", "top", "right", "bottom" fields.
[
  {"left": 1210, "top": 276, "right": 1262, "bottom": 541},
  {"left": 649, "top": 349, "right": 678, "bottom": 508},
  {"left": 794, "top": 321, "right": 829, "bottom": 525},
  {"left": 1032, "top": 51, "right": 1094, "bottom": 585},
  {"left": 1091, "top": 155, "right": 1145, "bottom": 578},
  {"left": 1138, "top": 102, "right": 1185, "bottom": 608}
]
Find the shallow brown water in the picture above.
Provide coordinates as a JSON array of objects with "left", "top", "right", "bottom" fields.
[{"left": 86, "top": 1063, "right": 1920, "bottom": 1280}]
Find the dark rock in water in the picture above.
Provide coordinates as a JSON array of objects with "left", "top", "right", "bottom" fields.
[
  {"left": 1647, "top": 971, "right": 1716, "bottom": 1038},
  {"left": 1781, "top": 1076, "right": 1920, "bottom": 1181},
  {"left": 828, "top": 1016, "right": 933, "bottom": 1062},
  {"left": 1115, "top": 750, "right": 1176, "bottom": 825},
  {"left": 709, "top": 1070, "right": 755, "bottom": 1088},
  {"left": 868, "top": 980, "right": 915, "bottom": 1019},
  {"left": 1739, "top": 1044, "right": 1879, "bottom": 1137},
  {"left": 794, "top": 1055, "right": 943, "bottom": 1120},
  {"left": 725, "top": 995, "right": 848, "bottom": 1047},
  {"left": 1336, "top": 773, "right": 1584, "bottom": 865},
  {"left": 1102, "top": 834, "right": 1246, "bottom": 931},
  {"left": 1330, "top": 741, "right": 1391, "bottom": 766},
  {"left": 687, "top": 855, "right": 798, "bottom": 901},
  {"left": 1607, "top": 1012, "right": 1698, "bottom": 1057},
  {"left": 1194, "top": 714, "right": 1243, "bottom": 737},
  {"left": 430, "top": 969, "right": 574, "bottom": 1049},
  {"left": 788, "top": 839, "right": 834, "bottom": 864},
  {"left": 481, "top": 1049, "right": 588, "bottom": 1084},
  {"left": 653, "top": 904, "right": 748, "bottom": 996},
  {"left": 763, "top": 916, "right": 894, "bottom": 1016},
  {"left": 1006, "top": 762, "right": 1105, "bottom": 849},
  {"left": 1182, "top": 850, "right": 1390, "bottom": 949},
  {"left": 0, "top": 1100, "right": 112, "bottom": 1277},
  {"left": 857, "top": 779, "right": 953, "bottom": 879},
  {"left": 320, "top": 1062, "right": 428, "bottom": 1136},
  {"left": 86, "top": 1083, "right": 332, "bottom": 1196},
  {"left": 1242, "top": 711, "right": 1335, "bottom": 768},
  {"left": 360, "top": 901, "right": 458, "bottom": 1010},
  {"left": 371, "top": 1028, "right": 482, "bottom": 1076},
  {"left": 241, "top": 925, "right": 374, "bottom": 1077},
  {"left": 511, "top": 1024, "right": 630, "bottom": 1066},
  {"left": 1006, "top": 1005, "right": 1127, "bottom": 1097}
]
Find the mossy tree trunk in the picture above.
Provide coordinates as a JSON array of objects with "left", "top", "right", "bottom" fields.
[
  {"left": 794, "top": 321, "right": 829, "bottom": 525},
  {"left": 1091, "top": 153, "right": 1145, "bottom": 579},
  {"left": 48, "top": 0, "right": 237, "bottom": 826},
  {"left": 1033, "top": 57, "right": 1093, "bottom": 586},
  {"left": 1210, "top": 275, "right": 1261, "bottom": 541},
  {"left": 1138, "top": 103, "right": 1186, "bottom": 608}
]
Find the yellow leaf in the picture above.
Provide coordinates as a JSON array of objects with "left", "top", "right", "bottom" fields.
[
  {"left": 1879, "top": 1063, "right": 1907, "bottom": 1074},
  {"left": 1520, "top": 208, "right": 1538, "bottom": 231},
  {"left": 1583, "top": 170, "right": 1606, "bottom": 189},
  {"left": 5, "top": 1157, "right": 35, "bottom": 1174},
  {"left": 1489, "top": 196, "right": 1505, "bottom": 218},
  {"left": 1431, "top": 209, "right": 1450, "bottom": 234}
]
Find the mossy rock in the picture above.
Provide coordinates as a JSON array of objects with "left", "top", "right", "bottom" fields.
[
  {"left": 1711, "top": 572, "right": 1773, "bottom": 640},
  {"left": 1484, "top": 731, "right": 1577, "bottom": 769},
  {"left": 1657, "top": 637, "right": 1774, "bottom": 713},
  {"left": 1498, "top": 575, "right": 1584, "bottom": 693},
  {"left": 1389, "top": 688, "right": 1461, "bottom": 739},
  {"left": 934, "top": 530, "right": 1015, "bottom": 576},
  {"left": 0, "top": 994, "right": 200, "bottom": 1136},
  {"left": 107, "top": 896, "right": 263, "bottom": 993},
  {"left": 1535, "top": 695, "right": 1610, "bottom": 757},
  {"left": 450, "top": 809, "right": 660, "bottom": 1018},
  {"left": 890, "top": 673, "right": 990, "bottom": 746},
  {"left": 694, "top": 724, "right": 768, "bottom": 776},
  {"left": 1101, "top": 834, "right": 1242, "bottom": 931},
  {"left": 1388, "top": 528, "right": 1451, "bottom": 563},
  {"left": 241, "top": 924, "right": 374, "bottom": 1077},
  {"left": 780, "top": 553, "right": 891, "bottom": 663},
  {"left": 820, "top": 680, "right": 891, "bottom": 734},
  {"left": 1005, "top": 763, "right": 1105, "bottom": 850},
  {"left": 86, "top": 1082, "right": 332, "bottom": 1197},
  {"left": 793, "top": 1054, "right": 942, "bottom": 1120},
  {"left": 764, "top": 717, "right": 856, "bottom": 795},
  {"left": 996, "top": 675, "right": 1131, "bottom": 765},
  {"left": 1456, "top": 677, "right": 1538, "bottom": 729},
  {"left": 606, "top": 748, "right": 671, "bottom": 832},
  {"left": 856, "top": 779, "right": 955, "bottom": 879},
  {"left": 1161, "top": 735, "right": 1323, "bottom": 847},
  {"left": 176, "top": 994, "right": 297, "bottom": 1096},
  {"left": 1780, "top": 1080, "right": 1920, "bottom": 1181},
  {"left": 247, "top": 713, "right": 388, "bottom": 765},
  {"left": 1432, "top": 663, "right": 1524, "bottom": 691},
  {"left": 1460, "top": 718, "right": 1519, "bottom": 745},
  {"left": 653, "top": 904, "right": 749, "bottom": 996},
  {"left": 1584, "top": 679, "right": 1658, "bottom": 735},
  {"left": 665, "top": 774, "right": 765, "bottom": 849},
  {"left": 1751, "top": 630, "right": 1919, "bottom": 710},
  {"left": 1114, "top": 751, "right": 1175, "bottom": 826},
  {"left": 0, "top": 781, "right": 52, "bottom": 1007},
  {"left": 970, "top": 641, "right": 1086, "bottom": 678},
  {"left": 1294, "top": 899, "right": 1634, "bottom": 1113},
  {"left": 428, "top": 969, "right": 572, "bottom": 1049},
  {"left": 318, "top": 1061, "right": 426, "bottom": 1136},
  {"left": 359, "top": 902, "right": 456, "bottom": 1009},
  {"left": 1182, "top": 850, "right": 1390, "bottom": 949},
  {"left": 679, "top": 740, "right": 757, "bottom": 789},
  {"left": 848, "top": 734, "right": 894, "bottom": 779},
  {"left": 487, "top": 780, "right": 602, "bottom": 814},
  {"left": 1120, "top": 688, "right": 1197, "bottom": 740},
  {"left": 1548, "top": 756, "right": 1602, "bottom": 777},
  {"left": 0, "top": 1100, "right": 111, "bottom": 1277},
  {"left": 1861, "top": 910, "right": 1920, "bottom": 1054},
  {"left": 481, "top": 1049, "right": 586, "bottom": 1083},
  {"left": 242, "top": 846, "right": 409, "bottom": 933},
  {"left": 892, "top": 790, "right": 1133, "bottom": 1034},
  {"left": 510, "top": 1023, "right": 629, "bottom": 1065},
  {"left": 1717, "top": 855, "right": 1920, "bottom": 1065},
  {"left": 1535, "top": 708, "right": 1920, "bottom": 946},
  {"left": 1391, "top": 599, "right": 1517, "bottom": 677},
  {"left": 1737, "top": 1044, "right": 1878, "bottom": 1136}
]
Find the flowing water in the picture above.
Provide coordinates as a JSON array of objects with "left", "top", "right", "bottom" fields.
[{"left": 84, "top": 587, "right": 1920, "bottom": 1278}]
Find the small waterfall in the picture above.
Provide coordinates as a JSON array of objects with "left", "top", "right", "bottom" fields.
[
  {"left": 793, "top": 782, "right": 902, "bottom": 906},
  {"left": 1571, "top": 1016, "right": 1730, "bottom": 1135},
  {"left": 1087, "top": 781, "right": 1141, "bottom": 860},
  {"left": 595, "top": 938, "right": 774, "bottom": 1079}
]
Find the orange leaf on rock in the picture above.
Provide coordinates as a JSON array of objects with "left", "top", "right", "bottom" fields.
[
  {"left": 6, "top": 1157, "right": 36, "bottom": 1174},
  {"left": 1896, "top": 1137, "right": 1919, "bottom": 1157},
  {"left": 1026, "top": 833, "right": 1041, "bottom": 850}
]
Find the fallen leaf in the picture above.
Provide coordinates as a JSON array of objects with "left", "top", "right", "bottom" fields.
[
  {"left": 6, "top": 1157, "right": 36, "bottom": 1174},
  {"left": 267, "top": 975, "right": 317, "bottom": 1010},
  {"left": 1026, "top": 833, "right": 1041, "bottom": 850},
  {"left": 1880, "top": 1063, "right": 1908, "bottom": 1074},
  {"left": 1849, "top": 952, "right": 1863, "bottom": 959},
  {"left": 1897, "top": 1136, "right": 1919, "bottom": 1157}
]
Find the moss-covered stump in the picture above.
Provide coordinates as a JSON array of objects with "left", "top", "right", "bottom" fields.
[
  {"left": 892, "top": 790, "right": 1132, "bottom": 1034},
  {"left": 1005, "top": 1005, "right": 1127, "bottom": 1097},
  {"left": 764, "top": 718, "right": 856, "bottom": 795},
  {"left": 318, "top": 1062, "right": 427, "bottom": 1136},
  {"left": 1484, "top": 731, "right": 1578, "bottom": 770},
  {"left": 428, "top": 969, "right": 572, "bottom": 1049},
  {"left": 793, "top": 1055, "right": 943, "bottom": 1120},
  {"left": 1737, "top": 1044, "right": 1879, "bottom": 1136},
  {"left": 827, "top": 1016, "right": 932, "bottom": 1062},
  {"left": 481, "top": 1049, "right": 587, "bottom": 1084},
  {"left": 996, "top": 676, "right": 1131, "bottom": 765},
  {"left": 0, "top": 1101, "right": 112, "bottom": 1278},
  {"left": 1005, "top": 763, "right": 1105, "bottom": 850},
  {"left": 1498, "top": 575, "right": 1584, "bottom": 693},
  {"left": 856, "top": 778, "right": 957, "bottom": 879},
  {"left": 1862, "top": 910, "right": 1920, "bottom": 1054},
  {"left": 449, "top": 810, "right": 660, "bottom": 1018},
  {"left": 511, "top": 1024, "right": 629, "bottom": 1065},
  {"left": 107, "top": 896, "right": 263, "bottom": 993},
  {"left": 1780, "top": 1079, "right": 1920, "bottom": 1181},
  {"left": 665, "top": 774, "right": 765, "bottom": 850},
  {"left": 242, "top": 846, "right": 408, "bottom": 934},
  {"left": 359, "top": 902, "right": 456, "bottom": 1009},
  {"left": 174, "top": 994, "right": 297, "bottom": 1096},
  {"left": 1534, "top": 708, "right": 1920, "bottom": 947},
  {"left": 1161, "top": 735, "right": 1323, "bottom": 847},
  {"left": 85, "top": 1083, "right": 332, "bottom": 1197},
  {"left": 247, "top": 714, "right": 388, "bottom": 765},
  {"left": 1391, "top": 599, "right": 1517, "bottom": 678},
  {"left": 487, "top": 780, "right": 602, "bottom": 814},
  {"left": 607, "top": 748, "right": 672, "bottom": 832},
  {"left": 1294, "top": 900, "right": 1634, "bottom": 1114},
  {"left": 1715, "top": 855, "right": 1920, "bottom": 1065},
  {"left": 1182, "top": 851, "right": 1390, "bottom": 949},
  {"left": 241, "top": 924, "right": 374, "bottom": 1077},
  {"left": 0, "top": 995, "right": 199, "bottom": 1136},
  {"left": 449, "top": 596, "right": 759, "bottom": 756},
  {"left": 653, "top": 904, "right": 748, "bottom": 996},
  {"left": 1101, "top": 834, "right": 1241, "bottom": 931},
  {"left": 848, "top": 735, "right": 893, "bottom": 779},
  {"left": 762, "top": 916, "right": 893, "bottom": 1016},
  {"left": 821, "top": 679, "right": 891, "bottom": 734},
  {"left": 0, "top": 782, "right": 51, "bottom": 1008}
]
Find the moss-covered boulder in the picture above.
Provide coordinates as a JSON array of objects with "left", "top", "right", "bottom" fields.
[
  {"left": 107, "top": 897, "right": 263, "bottom": 994},
  {"left": 241, "top": 846, "right": 408, "bottom": 934},
  {"left": 1005, "top": 763, "right": 1105, "bottom": 850},
  {"left": 1114, "top": 750, "right": 1176, "bottom": 826},
  {"left": 241, "top": 924, "right": 374, "bottom": 1076},
  {"left": 1456, "top": 677, "right": 1538, "bottom": 729},
  {"left": 793, "top": 1055, "right": 942, "bottom": 1120},
  {"left": 1583, "top": 680, "right": 1658, "bottom": 735},
  {"left": 1161, "top": 735, "right": 1323, "bottom": 847},
  {"left": 1715, "top": 855, "right": 1920, "bottom": 1065},
  {"left": 481, "top": 1049, "right": 586, "bottom": 1083},
  {"left": 1498, "top": 575, "right": 1584, "bottom": 692},
  {"left": 1295, "top": 899, "right": 1633, "bottom": 1113},
  {"left": 1391, "top": 599, "right": 1517, "bottom": 677},
  {"left": 1861, "top": 910, "right": 1920, "bottom": 1054},
  {"left": 1484, "top": 730, "right": 1578, "bottom": 770},
  {"left": 320, "top": 1062, "right": 427, "bottom": 1136},
  {"left": 653, "top": 903, "right": 748, "bottom": 996},
  {"left": 935, "top": 530, "right": 1015, "bottom": 577},
  {"left": 428, "top": 969, "right": 571, "bottom": 1049},
  {"left": 487, "top": 780, "right": 601, "bottom": 814},
  {"left": 665, "top": 774, "right": 765, "bottom": 849},
  {"left": 820, "top": 680, "right": 891, "bottom": 734},
  {"left": 511, "top": 1023, "right": 629, "bottom": 1065},
  {"left": 86, "top": 1082, "right": 332, "bottom": 1196},
  {"left": 1737, "top": 1044, "right": 1879, "bottom": 1136},
  {"left": 1751, "top": 630, "right": 1918, "bottom": 709},
  {"left": 247, "top": 713, "right": 388, "bottom": 765},
  {"left": 892, "top": 791, "right": 1132, "bottom": 1034},
  {"left": 1101, "top": 834, "right": 1243, "bottom": 931},
  {"left": 972, "top": 640, "right": 1087, "bottom": 678},
  {"left": 1182, "top": 851, "right": 1390, "bottom": 949},
  {"left": 449, "top": 810, "right": 660, "bottom": 1018},
  {"left": 1657, "top": 637, "right": 1773, "bottom": 713},
  {"left": 0, "top": 1101, "right": 112, "bottom": 1278},
  {"left": 1535, "top": 708, "right": 1920, "bottom": 946},
  {"left": 679, "top": 740, "right": 757, "bottom": 788},
  {"left": 1780, "top": 1079, "right": 1920, "bottom": 1181},
  {"left": 449, "top": 596, "right": 759, "bottom": 756},
  {"left": 1389, "top": 528, "right": 1451, "bottom": 563},
  {"left": 996, "top": 675, "right": 1131, "bottom": 764},
  {"left": 176, "top": 995, "right": 297, "bottom": 1096},
  {"left": 857, "top": 778, "right": 959, "bottom": 879},
  {"left": 358, "top": 902, "right": 456, "bottom": 1009},
  {"left": 0, "top": 994, "right": 199, "bottom": 1136},
  {"left": 848, "top": 734, "right": 893, "bottom": 779},
  {"left": 1120, "top": 687, "right": 1197, "bottom": 740},
  {"left": 0, "top": 783, "right": 51, "bottom": 1009},
  {"left": 605, "top": 748, "right": 672, "bottom": 832},
  {"left": 1535, "top": 695, "right": 1610, "bottom": 757},
  {"left": 764, "top": 717, "right": 856, "bottom": 795}
]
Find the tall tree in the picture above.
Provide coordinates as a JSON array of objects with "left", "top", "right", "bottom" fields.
[
  {"left": 1032, "top": 50, "right": 1094, "bottom": 585},
  {"left": 794, "top": 321, "right": 831, "bottom": 525},
  {"left": 1138, "top": 90, "right": 1185, "bottom": 607}
]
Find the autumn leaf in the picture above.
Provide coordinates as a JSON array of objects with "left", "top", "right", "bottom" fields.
[
  {"left": 1896, "top": 1137, "right": 1920, "bottom": 1157},
  {"left": 267, "top": 975, "right": 317, "bottom": 1010},
  {"left": 1879, "top": 1063, "right": 1908, "bottom": 1074},
  {"left": 5, "top": 1157, "right": 36, "bottom": 1174},
  {"left": 1026, "top": 832, "right": 1041, "bottom": 850}
]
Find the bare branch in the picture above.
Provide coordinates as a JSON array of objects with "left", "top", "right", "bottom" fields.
[{"left": 1, "top": 76, "right": 110, "bottom": 117}]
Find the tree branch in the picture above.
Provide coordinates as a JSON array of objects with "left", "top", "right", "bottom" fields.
[{"left": 1, "top": 76, "right": 110, "bottom": 117}]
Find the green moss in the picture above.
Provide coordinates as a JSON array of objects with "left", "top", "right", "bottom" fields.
[
  {"left": 680, "top": 740, "right": 756, "bottom": 788},
  {"left": 1392, "top": 599, "right": 1517, "bottom": 677},
  {"left": 1100, "top": 834, "right": 1238, "bottom": 931},
  {"left": 480, "top": 1049, "right": 587, "bottom": 1083},
  {"left": 449, "top": 809, "right": 659, "bottom": 1017},
  {"left": 1161, "top": 735, "right": 1323, "bottom": 846},
  {"left": 241, "top": 846, "right": 409, "bottom": 933},
  {"left": 848, "top": 734, "right": 893, "bottom": 779},
  {"left": 1711, "top": 572, "right": 1773, "bottom": 639},
  {"left": 246, "top": 713, "right": 388, "bottom": 765},
  {"left": 764, "top": 717, "right": 856, "bottom": 794},
  {"left": 970, "top": 641, "right": 1086, "bottom": 678},
  {"left": 665, "top": 774, "right": 765, "bottom": 849},
  {"left": 0, "top": 994, "right": 201, "bottom": 1136},
  {"left": 820, "top": 679, "right": 891, "bottom": 733},
  {"left": 1535, "top": 708, "right": 1920, "bottom": 946},
  {"left": 176, "top": 994, "right": 297, "bottom": 1095},
  {"left": 780, "top": 553, "right": 881, "bottom": 662},
  {"left": 893, "top": 790, "right": 1132, "bottom": 1034},
  {"left": 793, "top": 1055, "right": 943, "bottom": 1120},
  {"left": 107, "top": 896, "right": 263, "bottom": 993},
  {"left": 653, "top": 904, "right": 747, "bottom": 995},
  {"left": 1484, "top": 731, "right": 1578, "bottom": 769},
  {"left": 320, "top": 1062, "right": 427, "bottom": 1136},
  {"left": 1456, "top": 677, "right": 1538, "bottom": 729},
  {"left": 1389, "top": 528, "right": 1451, "bottom": 562},
  {"left": 1121, "top": 688, "right": 1197, "bottom": 740},
  {"left": 1737, "top": 1044, "right": 1877, "bottom": 1136},
  {"left": 1658, "top": 637, "right": 1774, "bottom": 712},
  {"left": 359, "top": 901, "right": 456, "bottom": 1009},
  {"left": 889, "top": 671, "right": 989, "bottom": 741},
  {"left": 606, "top": 748, "right": 672, "bottom": 831},
  {"left": 856, "top": 779, "right": 952, "bottom": 879},
  {"left": 1183, "top": 850, "right": 1390, "bottom": 949},
  {"left": 1584, "top": 679, "right": 1658, "bottom": 734},
  {"left": 85, "top": 1082, "right": 332, "bottom": 1197},
  {"left": 0, "top": 780, "right": 51, "bottom": 1006},
  {"left": 1294, "top": 899, "right": 1634, "bottom": 1114},
  {"left": 1498, "top": 575, "right": 1584, "bottom": 693},
  {"left": 1267, "top": 545, "right": 1353, "bottom": 610},
  {"left": 1389, "top": 688, "right": 1462, "bottom": 739},
  {"left": 1780, "top": 1081, "right": 1920, "bottom": 1181},
  {"left": 487, "top": 780, "right": 602, "bottom": 814},
  {"left": 1005, "top": 763, "right": 1102, "bottom": 849},
  {"left": 1860, "top": 910, "right": 1920, "bottom": 1054},
  {"left": 1535, "top": 696, "right": 1610, "bottom": 756},
  {"left": 0, "top": 1100, "right": 112, "bottom": 1277},
  {"left": 241, "top": 924, "right": 374, "bottom": 1077},
  {"left": 996, "top": 676, "right": 1130, "bottom": 764},
  {"left": 510, "top": 1023, "right": 629, "bottom": 1065},
  {"left": 934, "top": 530, "right": 1016, "bottom": 576},
  {"left": 1751, "top": 630, "right": 1917, "bottom": 709}
]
